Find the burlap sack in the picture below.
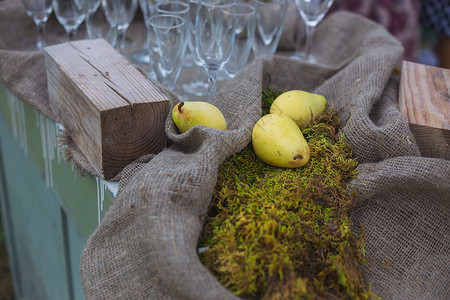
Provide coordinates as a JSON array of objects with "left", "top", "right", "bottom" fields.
[{"left": 78, "top": 11, "right": 449, "bottom": 300}]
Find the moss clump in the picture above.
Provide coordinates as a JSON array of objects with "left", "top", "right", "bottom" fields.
[{"left": 198, "top": 88, "right": 377, "bottom": 299}]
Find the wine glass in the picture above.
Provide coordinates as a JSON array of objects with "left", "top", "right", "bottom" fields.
[
  {"left": 85, "top": 0, "right": 118, "bottom": 45},
  {"left": 181, "top": 0, "right": 209, "bottom": 98},
  {"left": 195, "top": 0, "right": 236, "bottom": 99},
  {"left": 53, "top": 0, "right": 88, "bottom": 40},
  {"left": 293, "top": 0, "right": 334, "bottom": 62},
  {"left": 155, "top": 2, "right": 190, "bottom": 35},
  {"left": 118, "top": 0, "right": 138, "bottom": 53},
  {"left": 155, "top": 1, "right": 190, "bottom": 60},
  {"left": 129, "top": 0, "right": 153, "bottom": 65},
  {"left": 156, "top": 1, "right": 192, "bottom": 69},
  {"left": 103, "top": 0, "right": 138, "bottom": 53},
  {"left": 86, "top": 0, "right": 101, "bottom": 38},
  {"left": 101, "top": 0, "right": 120, "bottom": 47},
  {"left": 21, "top": 0, "right": 53, "bottom": 50},
  {"left": 86, "top": 0, "right": 101, "bottom": 23},
  {"left": 251, "top": 0, "right": 287, "bottom": 59},
  {"left": 148, "top": 14, "right": 188, "bottom": 90},
  {"left": 223, "top": 3, "right": 256, "bottom": 78}
]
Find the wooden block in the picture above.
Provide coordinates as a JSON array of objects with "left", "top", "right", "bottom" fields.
[
  {"left": 44, "top": 39, "right": 170, "bottom": 179},
  {"left": 399, "top": 61, "right": 450, "bottom": 160}
]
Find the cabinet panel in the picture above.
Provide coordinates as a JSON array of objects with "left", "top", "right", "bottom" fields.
[
  {"left": 0, "top": 84, "right": 116, "bottom": 300},
  {"left": 0, "top": 115, "right": 71, "bottom": 300}
]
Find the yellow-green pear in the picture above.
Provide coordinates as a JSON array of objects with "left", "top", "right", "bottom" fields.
[
  {"left": 172, "top": 101, "right": 227, "bottom": 133},
  {"left": 252, "top": 114, "right": 310, "bottom": 168},
  {"left": 270, "top": 90, "right": 327, "bottom": 129}
]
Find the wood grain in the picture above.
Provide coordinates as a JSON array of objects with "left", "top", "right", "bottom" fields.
[
  {"left": 45, "top": 39, "right": 170, "bottom": 179},
  {"left": 399, "top": 61, "right": 449, "bottom": 160}
]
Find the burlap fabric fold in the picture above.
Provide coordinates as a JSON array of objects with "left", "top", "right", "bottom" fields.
[{"left": 77, "top": 11, "right": 449, "bottom": 300}]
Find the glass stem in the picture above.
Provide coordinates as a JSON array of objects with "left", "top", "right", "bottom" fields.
[
  {"left": 143, "top": 29, "right": 149, "bottom": 51},
  {"left": 207, "top": 69, "right": 218, "bottom": 99},
  {"left": 294, "top": 22, "right": 303, "bottom": 55},
  {"left": 86, "top": 12, "right": 97, "bottom": 39},
  {"left": 304, "top": 24, "right": 315, "bottom": 61},
  {"left": 117, "top": 28, "right": 126, "bottom": 53},
  {"left": 68, "top": 28, "right": 77, "bottom": 41},
  {"left": 35, "top": 21, "right": 46, "bottom": 50}
]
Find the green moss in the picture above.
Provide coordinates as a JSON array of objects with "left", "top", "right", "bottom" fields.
[{"left": 198, "top": 88, "right": 377, "bottom": 299}]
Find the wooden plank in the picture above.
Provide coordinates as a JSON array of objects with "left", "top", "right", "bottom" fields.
[
  {"left": 399, "top": 61, "right": 450, "bottom": 160},
  {"left": 44, "top": 39, "right": 170, "bottom": 179}
]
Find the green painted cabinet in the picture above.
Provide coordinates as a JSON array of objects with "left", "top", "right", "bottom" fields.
[{"left": 0, "top": 84, "right": 116, "bottom": 300}]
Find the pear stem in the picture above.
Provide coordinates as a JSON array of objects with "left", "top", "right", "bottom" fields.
[{"left": 177, "top": 102, "right": 184, "bottom": 113}]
